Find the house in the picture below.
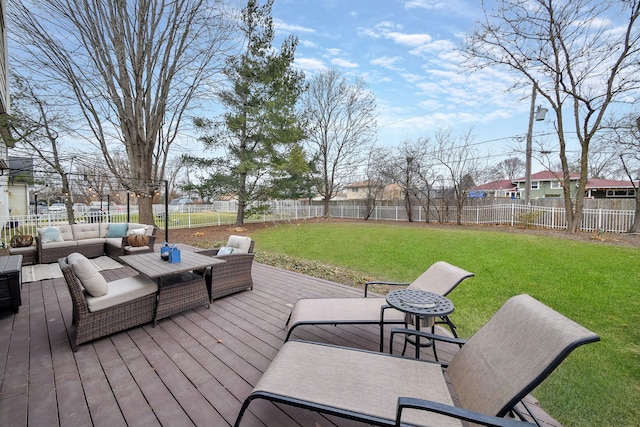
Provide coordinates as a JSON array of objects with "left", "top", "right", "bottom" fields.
[
  {"left": 475, "top": 171, "right": 637, "bottom": 200},
  {"left": 344, "top": 181, "right": 402, "bottom": 201},
  {"left": 512, "top": 171, "right": 579, "bottom": 199},
  {"left": 469, "top": 179, "right": 518, "bottom": 199},
  {"left": 585, "top": 178, "right": 638, "bottom": 199},
  {"left": 0, "top": 0, "right": 10, "bottom": 227}
]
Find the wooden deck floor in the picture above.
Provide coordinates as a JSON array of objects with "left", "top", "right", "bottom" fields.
[{"left": 0, "top": 262, "right": 560, "bottom": 426}]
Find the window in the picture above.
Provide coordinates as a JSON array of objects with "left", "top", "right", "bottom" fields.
[
  {"left": 530, "top": 181, "right": 539, "bottom": 190},
  {"left": 550, "top": 181, "right": 562, "bottom": 189},
  {"left": 606, "top": 189, "right": 636, "bottom": 197}
]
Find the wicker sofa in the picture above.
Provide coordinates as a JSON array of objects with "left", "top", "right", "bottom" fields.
[
  {"left": 59, "top": 254, "right": 158, "bottom": 351},
  {"left": 36, "top": 222, "right": 157, "bottom": 264},
  {"left": 196, "top": 235, "right": 255, "bottom": 301}
]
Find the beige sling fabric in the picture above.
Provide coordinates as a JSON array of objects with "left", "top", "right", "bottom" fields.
[
  {"left": 254, "top": 341, "right": 463, "bottom": 427},
  {"left": 286, "top": 261, "right": 474, "bottom": 338},
  {"left": 448, "top": 294, "right": 600, "bottom": 417}
]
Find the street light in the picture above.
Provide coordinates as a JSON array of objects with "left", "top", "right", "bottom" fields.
[{"left": 524, "top": 86, "right": 547, "bottom": 204}]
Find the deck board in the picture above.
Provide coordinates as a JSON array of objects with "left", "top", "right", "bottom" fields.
[{"left": 0, "top": 261, "right": 559, "bottom": 426}]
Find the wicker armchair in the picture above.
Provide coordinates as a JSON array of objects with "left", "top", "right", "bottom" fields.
[
  {"left": 59, "top": 256, "right": 158, "bottom": 351},
  {"left": 196, "top": 235, "right": 255, "bottom": 301}
]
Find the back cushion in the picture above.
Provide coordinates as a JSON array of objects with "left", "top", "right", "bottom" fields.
[
  {"left": 57, "top": 224, "right": 74, "bottom": 241},
  {"left": 67, "top": 252, "right": 108, "bottom": 297},
  {"left": 127, "top": 223, "right": 153, "bottom": 236},
  {"left": 227, "top": 235, "right": 252, "bottom": 253},
  {"left": 72, "top": 223, "right": 100, "bottom": 240}
]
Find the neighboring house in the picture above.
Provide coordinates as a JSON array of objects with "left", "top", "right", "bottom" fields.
[
  {"left": 0, "top": 0, "right": 10, "bottom": 227},
  {"left": 344, "top": 181, "right": 403, "bottom": 201},
  {"left": 585, "top": 178, "right": 638, "bottom": 199},
  {"left": 7, "top": 157, "right": 34, "bottom": 216},
  {"left": 476, "top": 171, "right": 637, "bottom": 200},
  {"left": 344, "top": 180, "right": 377, "bottom": 200},
  {"left": 469, "top": 179, "right": 518, "bottom": 199},
  {"left": 512, "top": 171, "right": 579, "bottom": 199}
]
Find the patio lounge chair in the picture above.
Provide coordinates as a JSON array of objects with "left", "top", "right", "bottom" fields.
[
  {"left": 235, "top": 294, "right": 600, "bottom": 427},
  {"left": 285, "top": 261, "right": 474, "bottom": 351}
]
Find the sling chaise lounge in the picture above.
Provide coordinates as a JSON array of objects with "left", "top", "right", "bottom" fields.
[
  {"left": 285, "top": 261, "right": 474, "bottom": 350},
  {"left": 235, "top": 294, "right": 600, "bottom": 427}
]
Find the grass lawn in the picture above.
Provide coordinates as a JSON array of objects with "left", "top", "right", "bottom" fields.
[{"left": 251, "top": 221, "right": 640, "bottom": 427}]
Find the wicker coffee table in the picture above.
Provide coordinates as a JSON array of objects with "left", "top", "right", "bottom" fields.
[{"left": 120, "top": 251, "right": 225, "bottom": 325}]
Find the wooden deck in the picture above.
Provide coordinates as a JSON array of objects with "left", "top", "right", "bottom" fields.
[{"left": 0, "top": 262, "right": 560, "bottom": 426}]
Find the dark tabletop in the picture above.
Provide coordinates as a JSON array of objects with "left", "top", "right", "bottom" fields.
[{"left": 386, "top": 288, "right": 454, "bottom": 317}]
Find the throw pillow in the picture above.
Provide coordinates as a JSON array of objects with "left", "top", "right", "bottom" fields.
[
  {"left": 217, "top": 246, "right": 234, "bottom": 255},
  {"left": 127, "top": 227, "right": 147, "bottom": 236},
  {"left": 68, "top": 253, "right": 108, "bottom": 297},
  {"left": 127, "top": 234, "right": 149, "bottom": 247},
  {"left": 40, "top": 227, "right": 64, "bottom": 243},
  {"left": 106, "top": 223, "right": 129, "bottom": 238}
]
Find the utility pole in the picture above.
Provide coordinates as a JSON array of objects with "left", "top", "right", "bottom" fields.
[{"left": 524, "top": 86, "right": 547, "bottom": 204}]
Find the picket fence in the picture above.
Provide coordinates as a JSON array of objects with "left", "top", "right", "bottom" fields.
[{"left": 1, "top": 201, "right": 636, "bottom": 247}]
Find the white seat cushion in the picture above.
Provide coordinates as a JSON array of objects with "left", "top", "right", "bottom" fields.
[{"left": 86, "top": 275, "right": 158, "bottom": 312}]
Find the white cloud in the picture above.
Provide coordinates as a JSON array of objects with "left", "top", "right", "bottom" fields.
[
  {"left": 326, "top": 48, "right": 342, "bottom": 56},
  {"left": 386, "top": 32, "right": 432, "bottom": 47},
  {"left": 400, "top": 72, "right": 424, "bottom": 83},
  {"left": 294, "top": 57, "right": 327, "bottom": 73},
  {"left": 404, "top": 0, "right": 448, "bottom": 10},
  {"left": 331, "top": 58, "right": 359, "bottom": 68},
  {"left": 273, "top": 18, "right": 315, "bottom": 34},
  {"left": 370, "top": 56, "right": 403, "bottom": 69},
  {"left": 300, "top": 40, "right": 318, "bottom": 48},
  {"left": 409, "top": 39, "right": 456, "bottom": 56},
  {"left": 359, "top": 21, "right": 432, "bottom": 48}
]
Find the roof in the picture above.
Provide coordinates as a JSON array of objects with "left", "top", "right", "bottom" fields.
[
  {"left": 512, "top": 171, "right": 580, "bottom": 182},
  {"left": 585, "top": 179, "right": 638, "bottom": 189},
  {"left": 471, "top": 179, "right": 516, "bottom": 191},
  {"left": 345, "top": 180, "right": 379, "bottom": 189}
]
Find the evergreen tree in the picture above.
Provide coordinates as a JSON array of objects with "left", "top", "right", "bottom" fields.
[{"left": 189, "top": 0, "right": 307, "bottom": 225}]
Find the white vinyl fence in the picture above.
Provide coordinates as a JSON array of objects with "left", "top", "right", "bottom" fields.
[{"left": 1, "top": 201, "right": 636, "bottom": 246}]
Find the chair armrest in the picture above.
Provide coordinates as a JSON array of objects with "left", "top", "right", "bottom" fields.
[
  {"left": 396, "top": 397, "right": 536, "bottom": 427},
  {"left": 390, "top": 327, "right": 466, "bottom": 359},
  {"left": 196, "top": 248, "right": 220, "bottom": 257},
  {"left": 390, "top": 327, "right": 467, "bottom": 346},
  {"left": 364, "top": 281, "right": 410, "bottom": 297}
]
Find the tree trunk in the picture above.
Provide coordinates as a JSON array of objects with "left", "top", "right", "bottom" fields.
[
  {"left": 236, "top": 172, "right": 248, "bottom": 226},
  {"left": 629, "top": 191, "right": 640, "bottom": 233},
  {"left": 138, "top": 196, "right": 154, "bottom": 226}
]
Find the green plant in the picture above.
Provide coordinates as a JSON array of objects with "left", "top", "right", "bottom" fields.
[
  {"left": 518, "top": 211, "right": 542, "bottom": 227},
  {"left": 252, "top": 222, "right": 640, "bottom": 427}
]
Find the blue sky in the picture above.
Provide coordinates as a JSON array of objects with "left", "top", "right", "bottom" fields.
[{"left": 271, "top": 0, "right": 552, "bottom": 166}]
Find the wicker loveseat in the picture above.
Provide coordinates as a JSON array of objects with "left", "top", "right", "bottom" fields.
[
  {"left": 59, "top": 254, "right": 158, "bottom": 351},
  {"left": 36, "top": 222, "right": 157, "bottom": 264},
  {"left": 196, "top": 235, "right": 255, "bottom": 301}
]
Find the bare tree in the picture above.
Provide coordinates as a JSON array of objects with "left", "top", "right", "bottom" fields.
[
  {"left": 465, "top": 0, "right": 640, "bottom": 232},
  {"left": 432, "top": 129, "right": 481, "bottom": 225},
  {"left": 609, "top": 115, "right": 640, "bottom": 232},
  {"left": 9, "top": 0, "right": 235, "bottom": 224},
  {"left": 8, "top": 73, "right": 80, "bottom": 222},
  {"left": 492, "top": 157, "right": 525, "bottom": 182},
  {"left": 380, "top": 139, "right": 433, "bottom": 222},
  {"left": 302, "top": 69, "right": 377, "bottom": 216},
  {"left": 360, "top": 145, "right": 388, "bottom": 220}
]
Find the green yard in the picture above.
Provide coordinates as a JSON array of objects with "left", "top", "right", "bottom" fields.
[{"left": 251, "top": 221, "right": 640, "bottom": 427}]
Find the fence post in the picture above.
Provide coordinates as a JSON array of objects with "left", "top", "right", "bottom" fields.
[
  {"left": 598, "top": 208, "right": 602, "bottom": 231},
  {"left": 510, "top": 204, "right": 514, "bottom": 227}
]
